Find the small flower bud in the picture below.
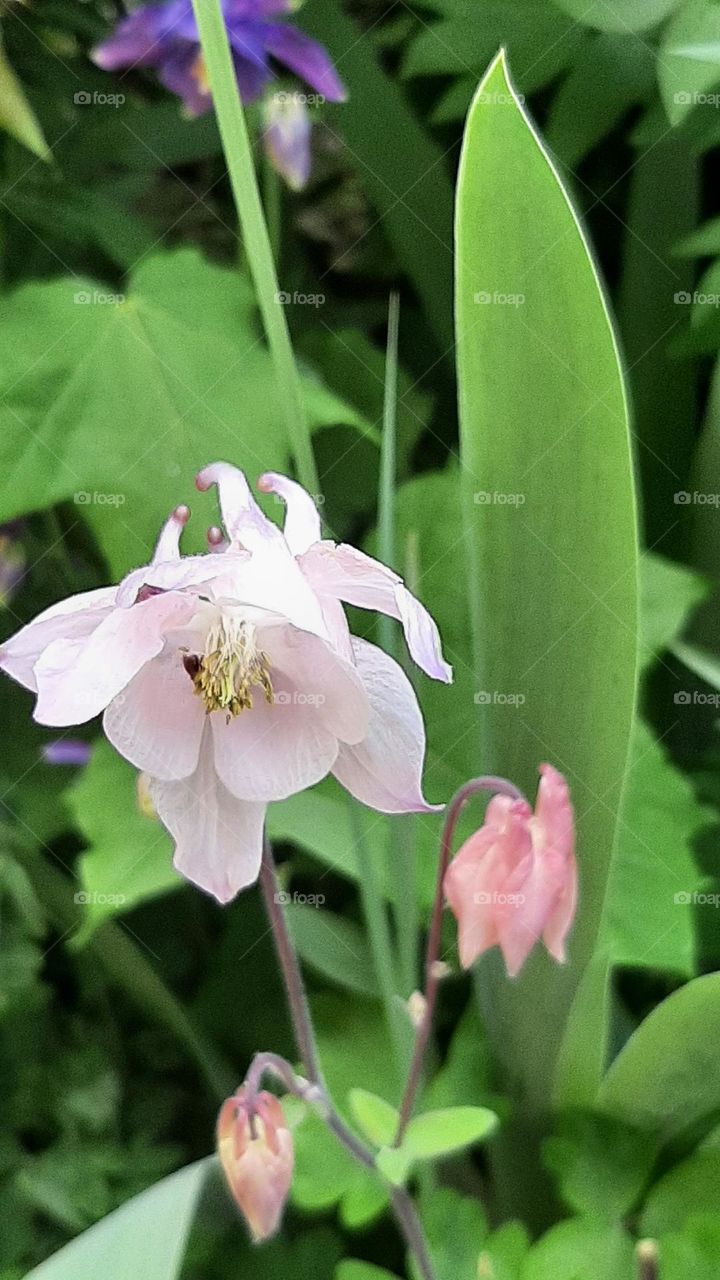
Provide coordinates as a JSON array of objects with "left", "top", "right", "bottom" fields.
[
  {"left": 217, "top": 1088, "right": 294, "bottom": 1242},
  {"left": 407, "top": 991, "right": 427, "bottom": 1028}
]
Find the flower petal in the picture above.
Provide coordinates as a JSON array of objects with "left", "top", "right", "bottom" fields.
[
  {"left": 103, "top": 651, "right": 205, "bottom": 780},
  {"left": 262, "top": 23, "right": 347, "bottom": 102},
  {"left": 149, "top": 728, "right": 266, "bottom": 904},
  {"left": 261, "top": 96, "right": 312, "bottom": 191},
  {"left": 332, "top": 637, "right": 439, "bottom": 814},
  {"left": 32, "top": 592, "right": 197, "bottom": 727},
  {"left": 298, "top": 542, "right": 452, "bottom": 683},
  {"left": 0, "top": 587, "right": 116, "bottom": 692},
  {"left": 196, "top": 462, "right": 285, "bottom": 554},
  {"left": 257, "top": 471, "right": 321, "bottom": 555},
  {"left": 210, "top": 677, "right": 339, "bottom": 804},
  {"left": 151, "top": 504, "right": 190, "bottom": 564},
  {"left": 91, "top": 3, "right": 175, "bottom": 71}
]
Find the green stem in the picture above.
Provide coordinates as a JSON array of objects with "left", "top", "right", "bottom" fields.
[
  {"left": 17, "top": 846, "right": 234, "bottom": 1100},
  {"left": 377, "top": 294, "right": 419, "bottom": 998},
  {"left": 192, "top": 0, "right": 319, "bottom": 495}
]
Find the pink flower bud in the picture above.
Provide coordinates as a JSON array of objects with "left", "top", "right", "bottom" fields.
[
  {"left": 217, "top": 1088, "right": 294, "bottom": 1242},
  {"left": 444, "top": 764, "right": 577, "bottom": 978}
]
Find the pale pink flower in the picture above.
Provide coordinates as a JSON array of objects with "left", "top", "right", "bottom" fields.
[
  {"left": 217, "top": 1088, "right": 293, "bottom": 1242},
  {"left": 0, "top": 464, "right": 450, "bottom": 903},
  {"left": 443, "top": 765, "right": 577, "bottom": 977}
]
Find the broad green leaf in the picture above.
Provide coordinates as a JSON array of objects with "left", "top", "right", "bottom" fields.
[
  {"left": 542, "top": 1112, "right": 656, "bottom": 1220},
  {"left": 598, "top": 974, "right": 720, "bottom": 1142},
  {"left": 641, "top": 1151, "right": 720, "bottom": 1235},
  {"left": 522, "top": 1220, "right": 634, "bottom": 1280},
  {"left": 551, "top": 0, "right": 681, "bottom": 32},
  {"left": 403, "top": 1106, "right": 498, "bottom": 1160},
  {"left": 657, "top": 1214, "right": 720, "bottom": 1279},
  {"left": 675, "top": 216, "right": 720, "bottom": 257},
  {"left": 673, "top": 639, "right": 720, "bottom": 687},
  {"left": 285, "top": 903, "right": 376, "bottom": 997},
  {"left": 0, "top": 251, "right": 368, "bottom": 575},
  {"left": 67, "top": 741, "right": 176, "bottom": 940},
  {"left": 338, "top": 1176, "right": 389, "bottom": 1230},
  {"left": 456, "top": 52, "right": 638, "bottom": 1105},
  {"left": 24, "top": 1158, "right": 210, "bottom": 1280},
  {"left": 660, "top": 1, "right": 720, "bottom": 124},
  {"left": 481, "top": 1222, "right": 530, "bottom": 1280},
  {"left": 348, "top": 1089, "right": 400, "bottom": 1147},
  {"left": 0, "top": 38, "right": 49, "bottom": 159},
  {"left": 605, "top": 720, "right": 707, "bottom": 976},
  {"left": 375, "top": 1145, "right": 412, "bottom": 1186}
]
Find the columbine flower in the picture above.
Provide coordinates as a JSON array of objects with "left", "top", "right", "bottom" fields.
[
  {"left": 443, "top": 765, "right": 577, "bottom": 978},
  {"left": 92, "top": 0, "right": 347, "bottom": 119},
  {"left": 217, "top": 1087, "right": 293, "bottom": 1241},
  {"left": 262, "top": 92, "right": 312, "bottom": 190},
  {"left": 0, "top": 464, "right": 450, "bottom": 903}
]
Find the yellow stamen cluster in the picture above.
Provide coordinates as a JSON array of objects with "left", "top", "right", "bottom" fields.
[{"left": 189, "top": 620, "right": 274, "bottom": 720}]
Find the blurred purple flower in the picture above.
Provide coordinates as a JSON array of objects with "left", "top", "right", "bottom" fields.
[
  {"left": 92, "top": 0, "right": 347, "bottom": 118},
  {"left": 42, "top": 740, "right": 91, "bottom": 767},
  {"left": 262, "top": 92, "right": 312, "bottom": 190},
  {"left": 0, "top": 526, "right": 25, "bottom": 607}
]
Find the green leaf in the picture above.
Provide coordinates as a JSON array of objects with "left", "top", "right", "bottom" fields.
[
  {"left": 336, "top": 1264, "right": 399, "bottom": 1280},
  {"left": 542, "top": 1112, "right": 656, "bottom": 1221},
  {"left": 23, "top": 1159, "right": 210, "bottom": 1280},
  {"left": 522, "top": 1220, "right": 635, "bottom": 1280},
  {"left": 551, "top": 0, "right": 681, "bottom": 32},
  {"left": 604, "top": 720, "right": 708, "bottom": 976},
  {"left": 0, "top": 38, "right": 49, "bottom": 160},
  {"left": 0, "top": 251, "right": 368, "bottom": 576},
  {"left": 545, "top": 33, "right": 655, "bottom": 169},
  {"left": 348, "top": 1090, "right": 400, "bottom": 1148},
  {"left": 639, "top": 553, "right": 708, "bottom": 667},
  {"left": 660, "top": 1, "right": 720, "bottom": 124},
  {"left": 67, "top": 741, "right": 176, "bottom": 940},
  {"left": 456, "top": 51, "right": 638, "bottom": 1106},
  {"left": 418, "top": 1186, "right": 488, "bottom": 1280},
  {"left": 641, "top": 1151, "right": 720, "bottom": 1235},
  {"left": 597, "top": 974, "right": 720, "bottom": 1142},
  {"left": 402, "top": 1106, "right": 499, "bottom": 1160},
  {"left": 375, "top": 1145, "right": 412, "bottom": 1187},
  {"left": 285, "top": 904, "right": 376, "bottom": 998}
]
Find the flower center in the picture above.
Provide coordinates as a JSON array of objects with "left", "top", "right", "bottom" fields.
[{"left": 184, "top": 618, "right": 274, "bottom": 719}]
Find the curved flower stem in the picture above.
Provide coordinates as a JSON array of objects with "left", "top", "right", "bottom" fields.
[
  {"left": 394, "top": 776, "right": 526, "bottom": 1144},
  {"left": 258, "top": 838, "right": 436, "bottom": 1280},
  {"left": 259, "top": 838, "right": 322, "bottom": 1084},
  {"left": 191, "top": 0, "right": 319, "bottom": 496},
  {"left": 245, "top": 1051, "right": 436, "bottom": 1280}
]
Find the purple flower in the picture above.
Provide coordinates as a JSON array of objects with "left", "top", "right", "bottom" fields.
[
  {"left": 42, "top": 739, "right": 92, "bottom": 767},
  {"left": 92, "top": 0, "right": 347, "bottom": 118}
]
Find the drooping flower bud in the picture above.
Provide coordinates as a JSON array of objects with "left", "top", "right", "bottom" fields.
[
  {"left": 217, "top": 1088, "right": 294, "bottom": 1242},
  {"left": 262, "top": 92, "right": 313, "bottom": 191},
  {"left": 444, "top": 764, "right": 577, "bottom": 978}
]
